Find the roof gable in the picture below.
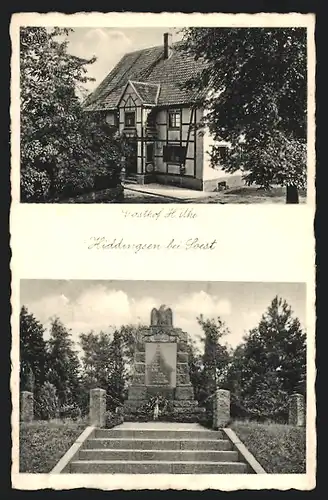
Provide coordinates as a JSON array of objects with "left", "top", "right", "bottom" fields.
[
  {"left": 84, "top": 42, "right": 206, "bottom": 111},
  {"left": 130, "top": 81, "right": 160, "bottom": 106},
  {"left": 116, "top": 80, "right": 161, "bottom": 108}
]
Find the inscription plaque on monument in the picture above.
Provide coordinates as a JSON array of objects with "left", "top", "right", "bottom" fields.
[{"left": 145, "top": 343, "right": 177, "bottom": 387}]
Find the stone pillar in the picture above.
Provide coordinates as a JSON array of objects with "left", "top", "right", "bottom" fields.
[
  {"left": 213, "top": 389, "right": 230, "bottom": 429},
  {"left": 20, "top": 391, "right": 34, "bottom": 422},
  {"left": 89, "top": 388, "right": 106, "bottom": 427},
  {"left": 289, "top": 393, "right": 305, "bottom": 426}
]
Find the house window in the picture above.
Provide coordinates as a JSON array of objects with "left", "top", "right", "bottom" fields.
[
  {"left": 146, "top": 143, "right": 154, "bottom": 162},
  {"left": 124, "top": 111, "right": 136, "bottom": 127},
  {"left": 163, "top": 145, "right": 186, "bottom": 164},
  {"left": 168, "top": 110, "right": 181, "bottom": 129},
  {"left": 146, "top": 112, "right": 156, "bottom": 128}
]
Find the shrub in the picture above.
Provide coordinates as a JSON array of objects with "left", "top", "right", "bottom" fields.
[
  {"left": 232, "top": 388, "right": 289, "bottom": 423},
  {"left": 134, "top": 395, "right": 171, "bottom": 421},
  {"left": 35, "top": 382, "right": 59, "bottom": 420},
  {"left": 167, "top": 407, "right": 207, "bottom": 424},
  {"left": 59, "top": 403, "right": 82, "bottom": 421},
  {"left": 105, "top": 409, "right": 124, "bottom": 428},
  {"left": 124, "top": 396, "right": 208, "bottom": 425},
  {"left": 94, "top": 173, "right": 121, "bottom": 191},
  {"left": 54, "top": 165, "right": 95, "bottom": 200},
  {"left": 76, "top": 389, "right": 90, "bottom": 417},
  {"left": 21, "top": 167, "right": 51, "bottom": 202}
]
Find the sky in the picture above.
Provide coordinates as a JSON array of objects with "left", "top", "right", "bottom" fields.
[
  {"left": 65, "top": 27, "right": 183, "bottom": 93},
  {"left": 20, "top": 280, "right": 306, "bottom": 350}
]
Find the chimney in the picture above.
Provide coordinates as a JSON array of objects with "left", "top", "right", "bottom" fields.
[{"left": 163, "top": 32, "right": 173, "bottom": 59}]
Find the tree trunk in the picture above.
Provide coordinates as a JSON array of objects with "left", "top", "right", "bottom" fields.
[
  {"left": 46, "top": 162, "right": 58, "bottom": 200},
  {"left": 286, "top": 185, "right": 299, "bottom": 204}
]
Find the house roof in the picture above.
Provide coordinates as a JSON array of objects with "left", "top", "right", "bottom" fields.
[
  {"left": 84, "top": 42, "right": 206, "bottom": 111},
  {"left": 129, "top": 81, "right": 160, "bottom": 106}
]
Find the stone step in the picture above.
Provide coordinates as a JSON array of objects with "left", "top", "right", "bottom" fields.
[
  {"left": 124, "top": 176, "right": 138, "bottom": 184},
  {"left": 95, "top": 429, "right": 225, "bottom": 440},
  {"left": 79, "top": 449, "right": 239, "bottom": 462},
  {"left": 70, "top": 460, "right": 247, "bottom": 474},
  {"left": 85, "top": 437, "right": 232, "bottom": 451}
]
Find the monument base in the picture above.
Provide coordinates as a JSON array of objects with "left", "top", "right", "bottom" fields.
[
  {"left": 123, "top": 397, "right": 207, "bottom": 423},
  {"left": 146, "top": 386, "right": 175, "bottom": 399}
]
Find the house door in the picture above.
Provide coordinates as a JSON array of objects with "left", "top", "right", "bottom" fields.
[{"left": 125, "top": 141, "right": 138, "bottom": 176}]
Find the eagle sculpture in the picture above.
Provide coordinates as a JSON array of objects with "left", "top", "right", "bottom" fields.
[{"left": 150, "top": 305, "right": 173, "bottom": 326}]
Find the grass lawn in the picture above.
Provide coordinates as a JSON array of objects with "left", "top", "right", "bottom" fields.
[
  {"left": 19, "top": 419, "right": 86, "bottom": 473},
  {"left": 200, "top": 186, "right": 307, "bottom": 204},
  {"left": 231, "top": 421, "right": 306, "bottom": 474}
]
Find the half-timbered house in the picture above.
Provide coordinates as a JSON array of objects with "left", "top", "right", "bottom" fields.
[{"left": 84, "top": 33, "right": 243, "bottom": 191}]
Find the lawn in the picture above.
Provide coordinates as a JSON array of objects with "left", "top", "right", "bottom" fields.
[
  {"left": 19, "top": 419, "right": 86, "bottom": 473},
  {"left": 231, "top": 421, "right": 306, "bottom": 474},
  {"left": 199, "top": 186, "right": 307, "bottom": 204}
]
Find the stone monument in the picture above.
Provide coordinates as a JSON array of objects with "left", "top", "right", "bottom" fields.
[{"left": 124, "top": 305, "right": 204, "bottom": 420}]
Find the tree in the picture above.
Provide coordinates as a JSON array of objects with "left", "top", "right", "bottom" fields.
[
  {"left": 25, "top": 365, "right": 35, "bottom": 393},
  {"left": 20, "top": 306, "right": 47, "bottom": 394},
  {"left": 80, "top": 330, "right": 113, "bottom": 390},
  {"left": 79, "top": 330, "right": 108, "bottom": 415},
  {"left": 47, "top": 317, "right": 82, "bottom": 407},
  {"left": 117, "top": 324, "right": 145, "bottom": 370},
  {"left": 227, "top": 296, "right": 306, "bottom": 420},
  {"left": 20, "top": 27, "right": 127, "bottom": 201},
  {"left": 35, "top": 381, "right": 59, "bottom": 420},
  {"left": 79, "top": 324, "right": 143, "bottom": 408},
  {"left": 198, "top": 315, "right": 231, "bottom": 398},
  {"left": 186, "top": 334, "right": 206, "bottom": 403},
  {"left": 179, "top": 28, "right": 307, "bottom": 203},
  {"left": 107, "top": 329, "right": 127, "bottom": 406}
]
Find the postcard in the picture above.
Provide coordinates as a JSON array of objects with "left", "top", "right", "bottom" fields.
[{"left": 10, "top": 11, "right": 316, "bottom": 491}]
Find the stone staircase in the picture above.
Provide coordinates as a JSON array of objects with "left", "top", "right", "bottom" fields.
[
  {"left": 124, "top": 174, "right": 138, "bottom": 185},
  {"left": 68, "top": 424, "right": 249, "bottom": 474}
]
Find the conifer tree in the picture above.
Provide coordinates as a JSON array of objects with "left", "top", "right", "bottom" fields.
[
  {"left": 227, "top": 296, "right": 306, "bottom": 420},
  {"left": 107, "top": 329, "right": 127, "bottom": 405},
  {"left": 47, "top": 317, "right": 81, "bottom": 406},
  {"left": 20, "top": 306, "right": 47, "bottom": 394}
]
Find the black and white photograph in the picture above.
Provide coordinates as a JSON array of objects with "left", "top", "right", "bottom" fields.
[
  {"left": 18, "top": 280, "right": 308, "bottom": 475},
  {"left": 10, "top": 12, "right": 316, "bottom": 492},
  {"left": 19, "top": 25, "right": 310, "bottom": 204}
]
